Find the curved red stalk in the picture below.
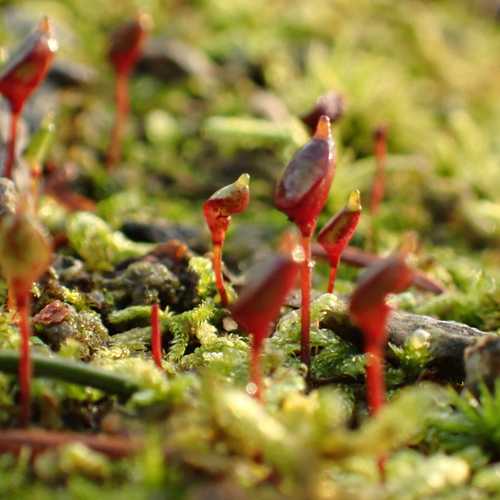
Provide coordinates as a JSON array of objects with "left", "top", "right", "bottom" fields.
[
  {"left": 151, "top": 303, "right": 162, "bottom": 369},
  {"left": 311, "top": 244, "right": 446, "bottom": 294}
]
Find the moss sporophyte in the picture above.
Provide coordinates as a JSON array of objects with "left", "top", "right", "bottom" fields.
[
  {"left": 0, "top": 17, "right": 58, "bottom": 179},
  {"left": 231, "top": 233, "right": 300, "bottom": 401},
  {"left": 349, "top": 232, "right": 417, "bottom": 476},
  {"left": 275, "top": 115, "right": 336, "bottom": 375},
  {"left": 317, "top": 189, "right": 362, "bottom": 293},
  {"left": 106, "top": 11, "right": 152, "bottom": 169},
  {"left": 0, "top": 201, "right": 52, "bottom": 427},
  {"left": 203, "top": 173, "right": 250, "bottom": 308}
]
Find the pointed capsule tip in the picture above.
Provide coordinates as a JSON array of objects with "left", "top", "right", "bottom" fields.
[
  {"left": 39, "top": 16, "right": 51, "bottom": 34},
  {"left": 236, "top": 173, "right": 250, "bottom": 188},
  {"left": 347, "top": 189, "right": 362, "bottom": 212},
  {"left": 135, "top": 10, "right": 153, "bottom": 31},
  {"left": 313, "top": 115, "right": 331, "bottom": 140}
]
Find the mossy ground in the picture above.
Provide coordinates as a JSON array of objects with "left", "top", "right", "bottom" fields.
[{"left": 2, "top": 0, "right": 500, "bottom": 498}]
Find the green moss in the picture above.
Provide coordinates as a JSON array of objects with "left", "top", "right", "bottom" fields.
[{"left": 67, "top": 213, "right": 152, "bottom": 271}]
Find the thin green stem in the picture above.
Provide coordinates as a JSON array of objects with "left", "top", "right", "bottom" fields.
[{"left": 0, "top": 350, "right": 139, "bottom": 398}]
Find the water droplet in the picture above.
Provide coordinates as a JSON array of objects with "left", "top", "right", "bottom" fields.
[{"left": 246, "top": 382, "right": 258, "bottom": 395}]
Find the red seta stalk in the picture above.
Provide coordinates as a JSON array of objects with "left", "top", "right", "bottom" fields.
[
  {"left": 16, "top": 290, "right": 32, "bottom": 427},
  {"left": 151, "top": 303, "right": 162, "bottom": 369},
  {"left": 299, "top": 234, "right": 312, "bottom": 369},
  {"left": 212, "top": 242, "right": 228, "bottom": 307},
  {"left": 106, "top": 70, "right": 131, "bottom": 168}
]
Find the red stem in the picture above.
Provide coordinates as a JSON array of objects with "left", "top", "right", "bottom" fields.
[
  {"left": 326, "top": 256, "right": 340, "bottom": 294},
  {"left": 365, "top": 341, "right": 386, "bottom": 415},
  {"left": 250, "top": 333, "right": 264, "bottom": 401},
  {"left": 106, "top": 70, "right": 130, "bottom": 169},
  {"left": 151, "top": 303, "right": 162, "bottom": 369},
  {"left": 213, "top": 241, "right": 228, "bottom": 307},
  {"left": 326, "top": 267, "right": 337, "bottom": 294},
  {"left": 300, "top": 234, "right": 312, "bottom": 373},
  {"left": 4, "top": 109, "right": 20, "bottom": 179},
  {"left": 366, "top": 341, "right": 387, "bottom": 481},
  {"left": 16, "top": 291, "right": 32, "bottom": 428}
]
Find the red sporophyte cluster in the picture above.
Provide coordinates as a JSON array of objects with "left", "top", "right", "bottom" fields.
[{"left": 0, "top": 12, "right": 437, "bottom": 444}]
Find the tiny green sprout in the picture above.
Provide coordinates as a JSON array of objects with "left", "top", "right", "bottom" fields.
[
  {"left": 231, "top": 232, "right": 299, "bottom": 401},
  {"left": 24, "top": 113, "right": 56, "bottom": 211},
  {"left": 317, "top": 189, "right": 362, "bottom": 293},
  {"left": 203, "top": 173, "right": 250, "bottom": 307},
  {"left": 0, "top": 17, "right": 58, "bottom": 179},
  {"left": 106, "top": 11, "right": 152, "bottom": 168},
  {"left": 0, "top": 201, "right": 52, "bottom": 427},
  {"left": 275, "top": 115, "right": 336, "bottom": 373}
]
